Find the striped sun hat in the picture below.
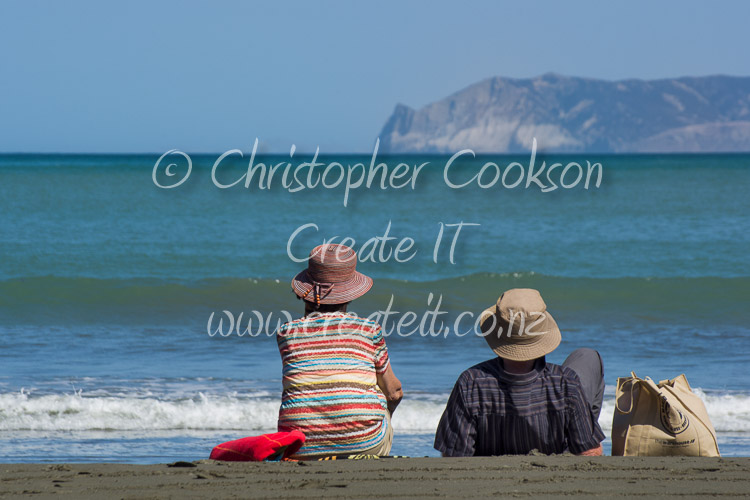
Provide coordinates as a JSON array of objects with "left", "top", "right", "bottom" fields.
[{"left": 291, "top": 244, "right": 373, "bottom": 305}]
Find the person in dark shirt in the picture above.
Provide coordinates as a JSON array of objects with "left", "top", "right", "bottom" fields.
[{"left": 435, "top": 288, "right": 605, "bottom": 456}]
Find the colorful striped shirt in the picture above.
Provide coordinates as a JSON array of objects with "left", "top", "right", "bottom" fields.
[
  {"left": 435, "top": 357, "right": 605, "bottom": 456},
  {"left": 276, "top": 312, "right": 390, "bottom": 458}
]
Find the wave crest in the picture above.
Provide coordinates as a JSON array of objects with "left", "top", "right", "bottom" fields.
[{"left": 2, "top": 389, "right": 748, "bottom": 434}]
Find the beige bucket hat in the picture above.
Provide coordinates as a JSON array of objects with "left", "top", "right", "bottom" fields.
[{"left": 479, "top": 288, "right": 561, "bottom": 361}]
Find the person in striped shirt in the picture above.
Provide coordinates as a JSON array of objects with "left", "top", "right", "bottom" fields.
[
  {"left": 435, "top": 288, "right": 605, "bottom": 456},
  {"left": 277, "top": 244, "right": 403, "bottom": 459}
]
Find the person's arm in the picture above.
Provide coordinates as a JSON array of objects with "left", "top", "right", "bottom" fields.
[
  {"left": 434, "top": 375, "right": 476, "bottom": 457},
  {"left": 565, "top": 373, "right": 606, "bottom": 456},
  {"left": 377, "top": 364, "right": 403, "bottom": 414}
]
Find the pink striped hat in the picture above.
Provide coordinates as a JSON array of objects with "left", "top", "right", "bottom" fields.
[{"left": 291, "top": 244, "right": 373, "bottom": 305}]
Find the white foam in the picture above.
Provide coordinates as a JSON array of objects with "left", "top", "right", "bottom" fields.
[
  {"left": 1, "top": 387, "right": 748, "bottom": 434},
  {"left": 0, "top": 392, "right": 280, "bottom": 432},
  {"left": 391, "top": 395, "right": 448, "bottom": 434}
]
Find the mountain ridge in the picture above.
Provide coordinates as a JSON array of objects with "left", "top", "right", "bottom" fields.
[{"left": 378, "top": 74, "right": 750, "bottom": 153}]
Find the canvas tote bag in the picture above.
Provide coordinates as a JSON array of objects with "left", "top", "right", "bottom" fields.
[{"left": 611, "top": 372, "right": 720, "bottom": 456}]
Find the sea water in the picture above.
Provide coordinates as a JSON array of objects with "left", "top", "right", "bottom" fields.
[{"left": 0, "top": 153, "right": 749, "bottom": 462}]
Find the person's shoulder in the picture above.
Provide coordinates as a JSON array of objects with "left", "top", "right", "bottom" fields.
[
  {"left": 543, "top": 362, "right": 578, "bottom": 382},
  {"left": 317, "top": 312, "right": 381, "bottom": 332},
  {"left": 457, "top": 358, "right": 502, "bottom": 384},
  {"left": 277, "top": 312, "right": 344, "bottom": 331},
  {"left": 539, "top": 361, "right": 562, "bottom": 375},
  {"left": 287, "top": 312, "right": 380, "bottom": 332},
  {"left": 343, "top": 312, "right": 380, "bottom": 328},
  {"left": 542, "top": 362, "right": 586, "bottom": 394},
  {"left": 276, "top": 315, "right": 307, "bottom": 335},
  {"left": 336, "top": 313, "right": 385, "bottom": 339}
]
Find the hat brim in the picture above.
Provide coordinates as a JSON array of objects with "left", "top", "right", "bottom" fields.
[
  {"left": 479, "top": 305, "right": 561, "bottom": 361},
  {"left": 291, "top": 269, "right": 373, "bottom": 304}
]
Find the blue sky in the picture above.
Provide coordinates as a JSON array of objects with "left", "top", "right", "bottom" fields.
[{"left": 1, "top": 0, "right": 749, "bottom": 153}]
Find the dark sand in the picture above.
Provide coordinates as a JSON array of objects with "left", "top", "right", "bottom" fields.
[{"left": 1, "top": 457, "right": 748, "bottom": 499}]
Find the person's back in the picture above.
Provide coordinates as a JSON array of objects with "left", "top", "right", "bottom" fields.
[
  {"left": 435, "top": 288, "right": 604, "bottom": 457},
  {"left": 436, "top": 356, "right": 603, "bottom": 456},
  {"left": 277, "top": 311, "right": 392, "bottom": 458}
]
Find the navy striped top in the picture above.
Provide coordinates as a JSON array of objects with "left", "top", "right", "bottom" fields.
[{"left": 434, "top": 357, "right": 605, "bottom": 456}]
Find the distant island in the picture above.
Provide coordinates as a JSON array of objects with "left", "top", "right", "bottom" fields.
[{"left": 378, "top": 73, "right": 750, "bottom": 153}]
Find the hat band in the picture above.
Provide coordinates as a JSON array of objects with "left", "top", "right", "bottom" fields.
[
  {"left": 488, "top": 313, "right": 555, "bottom": 345},
  {"left": 307, "top": 262, "right": 356, "bottom": 283}
]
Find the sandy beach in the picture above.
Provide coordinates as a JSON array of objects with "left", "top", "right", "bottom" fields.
[{"left": 1, "top": 456, "right": 748, "bottom": 499}]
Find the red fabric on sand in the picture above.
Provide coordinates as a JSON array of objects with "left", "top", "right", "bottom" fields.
[{"left": 209, "top": 431, "right": 306, "bottom": 461}]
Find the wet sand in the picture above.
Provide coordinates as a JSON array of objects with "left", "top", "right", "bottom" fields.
[{"left": 1, "top": 456, "right": 748, "bottom": 499}]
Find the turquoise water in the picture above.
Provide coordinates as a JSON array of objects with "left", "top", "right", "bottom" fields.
[{"left": 1, "top": 153, "right": 749, "bottom": 461}]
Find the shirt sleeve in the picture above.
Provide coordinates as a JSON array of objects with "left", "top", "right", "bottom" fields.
[
  {"left": 372, "top": 324, "right": 390, "bottom": 374},
  {"left": 564, "top": 374, "right": 606, "bottom": 454},
  {"left": 434, "top": 375, "right": 476, "bottom": 457}
]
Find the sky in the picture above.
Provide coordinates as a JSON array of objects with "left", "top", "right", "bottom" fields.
[{"left": 1, "top": 0, "right": 749, "bottom": 153}]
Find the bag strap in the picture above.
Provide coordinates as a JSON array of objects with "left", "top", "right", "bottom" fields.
[
  {"left": 615, "top": 375, "right": 639, "bottom": 414},
  {"left": 643, "top": 376, "right": 661, "bottom": 394}
]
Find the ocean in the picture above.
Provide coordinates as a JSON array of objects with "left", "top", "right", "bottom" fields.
[{"left": 1, "top": 152, "right": 749, "bottom": 462}]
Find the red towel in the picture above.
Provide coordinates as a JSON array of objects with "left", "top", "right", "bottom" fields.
[{"left": 209, "top": 431, "right": 306, "bottom": 461}]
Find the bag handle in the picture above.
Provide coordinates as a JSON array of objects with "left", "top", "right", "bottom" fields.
[
  {"left": 615, "top": 372, "right": 639, "bottom": 414},
  {"left": 615, "top": 373, "right": 666, "bottom": 414},
  {"left": 642, "top": 376, "right": 661, "bottom": 394}
]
